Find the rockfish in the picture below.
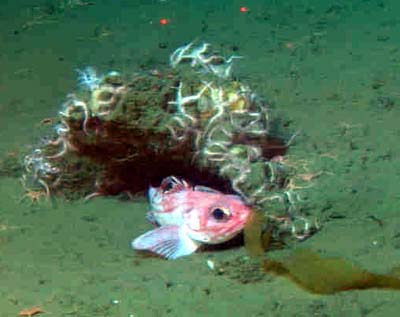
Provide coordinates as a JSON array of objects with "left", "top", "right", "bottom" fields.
[{"left": 131, "top": 176, "right": 252, "bottom": 259}]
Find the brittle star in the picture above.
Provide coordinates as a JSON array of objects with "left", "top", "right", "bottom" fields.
[
  {"left": 46, "top": 120, "right": 78, "bottom": 159},
  {"left": 168, "top": 81, "right": 211, "bottom": 124},
  {"left": 59, "top": 95, "right": 90, "bottom": 134},
  {"left": 202, "top": 86, "right": 228, "bottom": 137},
  {"left": 169, "top": 42, "right": 194, "bottom": 67}
]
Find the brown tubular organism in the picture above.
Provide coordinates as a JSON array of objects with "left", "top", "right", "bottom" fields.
[{"left": 244, "top": 211, "right": 400, "bottom": 294}]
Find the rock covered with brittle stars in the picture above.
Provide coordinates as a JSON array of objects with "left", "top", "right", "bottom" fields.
[{"left": 21, "top": 42, "right": 317, "bottom": 239}]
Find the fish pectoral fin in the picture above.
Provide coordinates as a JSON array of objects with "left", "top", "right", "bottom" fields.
[
  {"left": 131, "top": 225, "right": 200, "bottom": 260},
  {"left": 145, "top": 212, "right": 159, "bottom": 226}
]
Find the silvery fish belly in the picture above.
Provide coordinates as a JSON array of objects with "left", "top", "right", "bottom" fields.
[{"left": 132, "top": 176, "right": 253, "bottom": 259}]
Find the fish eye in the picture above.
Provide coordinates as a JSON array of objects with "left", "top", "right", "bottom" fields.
[{"left": 211, "top": 207, "right": 231, "bottom": 221}]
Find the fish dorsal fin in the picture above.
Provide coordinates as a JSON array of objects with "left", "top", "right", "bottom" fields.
[
  {"left": 193, "top": 185, "right": 222, "bottom": 194},
  {"left": 131, "top": 225, "right": 200, "bottom": 260},
  {"left": 160, "top": 176, "right": 190, "bottom": 193}
]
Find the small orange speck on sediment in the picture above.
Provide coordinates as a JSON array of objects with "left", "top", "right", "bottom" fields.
[{"left": 159, "top": 18, "right": 169, "bottom": 25}]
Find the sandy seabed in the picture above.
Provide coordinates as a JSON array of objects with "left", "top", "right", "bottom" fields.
[{"left": 1, "top": 0, "right": 400, "bottom": 316}]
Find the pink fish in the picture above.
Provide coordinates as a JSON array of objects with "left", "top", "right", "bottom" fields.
[{"left": 131, "top": 176, "right": 253, "bottom": 259}]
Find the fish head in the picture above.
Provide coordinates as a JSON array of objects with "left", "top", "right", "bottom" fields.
[
  {"left": 133, "top": 177, "right": 253, "bottom": 260},
  {"left": 183, "top": 190, "right": 253, "bottom": 244}
]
